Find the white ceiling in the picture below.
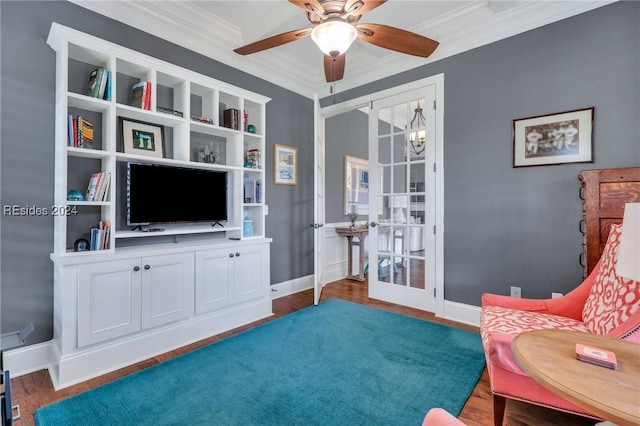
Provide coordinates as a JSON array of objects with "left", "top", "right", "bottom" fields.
[{"left": 70, "top": 0, "right": 616, "bottom": 99}]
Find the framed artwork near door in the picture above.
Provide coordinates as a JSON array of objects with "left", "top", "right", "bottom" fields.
[
  {"left": 513, "top": 107, "right": 594, "bottom": 168},
  {"left": 274, "top": 144, "right": 297, "bottom": 185},
  {"left": 344, "top": 155, "right": 369, "bottom": 215}
]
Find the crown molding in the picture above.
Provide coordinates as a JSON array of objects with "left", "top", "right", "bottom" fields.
[{"left": 70, "top": 0, "right": 617, "bottom": 99}]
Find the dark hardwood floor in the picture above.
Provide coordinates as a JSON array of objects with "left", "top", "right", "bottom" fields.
[{"left": 10, "top": 279, "right": 597, "bottom": 426}]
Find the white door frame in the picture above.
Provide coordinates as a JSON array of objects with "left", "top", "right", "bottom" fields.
[
  {"left": 313, "top": 94, "right": 326, "bottom": 305},
  {"left": 319, "top": 74, "right": 445, "bottom": 317}
]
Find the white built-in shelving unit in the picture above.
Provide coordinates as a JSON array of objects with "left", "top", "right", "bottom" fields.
[
  {"left": 49, "top": 23, "right": 269, "bottom": 255},
  {"left": 46, "top": 23, "right": 273, "bottom": 390}
]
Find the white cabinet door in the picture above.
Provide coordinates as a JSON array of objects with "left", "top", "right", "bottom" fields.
[
  {"left": 141, "top": 252, "right": 194, "bottom": 329},
  {"left": 233, "top": 244, "right": 268, "bottom": 304},
  {"left": 78, "top": 259, "right": 142, "bottom": 347},
  {"left": 195, "top": 249, "right": 233, "bottom": 314}
]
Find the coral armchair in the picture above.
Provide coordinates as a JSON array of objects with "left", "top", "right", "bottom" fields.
[{"left": 480, "top": 224, "right": 640, "bottom": 426}]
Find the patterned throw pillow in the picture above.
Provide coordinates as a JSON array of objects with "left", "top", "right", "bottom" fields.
[{"left": 582, "top": 224, "right": 640, "bottom": 335}]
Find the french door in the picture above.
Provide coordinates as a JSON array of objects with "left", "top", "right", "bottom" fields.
[{"left": 368, "top": 85, "right": 438, "bottom": 312}]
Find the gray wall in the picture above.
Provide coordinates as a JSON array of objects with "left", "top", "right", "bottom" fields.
[
  {"left": 322, "top": 1, "right": 640, "bottom": 305},
  {"left": 0, "top": 1, "right": 314, "bottom": 344}
]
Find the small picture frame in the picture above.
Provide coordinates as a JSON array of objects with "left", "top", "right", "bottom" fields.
[
  {"left": 274, "top": 144, "right": 297, "bottom": 185},
  {"left": 121, "top": 117, "right": 165, "bottom": 158},
  {"left": 513, "top": 107, "right": 594, "bottom": 168}
]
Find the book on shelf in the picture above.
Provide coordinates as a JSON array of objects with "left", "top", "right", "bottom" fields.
[
  {"left": 157, "top": 106, "right": 184, "bottom": 117},
  {"left": 223, "top": 108, "right": 240, "bottom": 130},
  {"left": 131, "top": 81, "right": 151, "bottom": 110},
  {"left": 243, "top": 109, "right": 248, "bottom": 132},
  {"left": 90, "top": 220, "right": 111, "bottom": 251},
  {"left": 575, "top": 343, "right": 618, "bottom": 369},
  {"left": 255, "top": 179, "right": 261, "bottom": 203},
  {"left": 73, "top": 116, "right": 93, "bottom": 149},
  {"left": 87, "top": 68, "right": 111, "bottom": 100},
  {"left": 84, "top": 172, "right": 111, "bottom": 202},
  {"left": 190, "top": 115, "right": 213, "bottom": 124},
  {"left": 67, "top": 115, "right": 74, "bottom": 147}
]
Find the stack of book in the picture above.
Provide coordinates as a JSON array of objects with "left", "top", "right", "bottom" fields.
[
  {"left": 223, "top": 108, "right": 240, "bottom": 130},
  {"left": 575, "top": 343, "right": 618, "bottom": 369},
  {"left": 84, "top": 172, "right": 111, "bottom": 202},
  {"left": 131, "top": 81, "right": 151, "bottom": 110},
  {"left": 90, "top": 220, "right": 111, "bottom": 251},
  {"left": 67, "top": 116, "right": 94, "bottom": 148},
  {"left": 87, "top": 67, "right": 111, "bottom": 100}
]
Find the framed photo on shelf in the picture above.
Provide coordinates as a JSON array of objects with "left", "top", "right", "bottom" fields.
[
  {"left": 344, "top": 155, "right": 369, "bottom": 215},
  {"left": 513, "top": 107, "right": 594, "bottom": 168},
  {"left": 121, "top": 117, "right": 165, "bottom": 158},
  {"left": 274, "top": 144, "right": 297, "bottom": 185}
]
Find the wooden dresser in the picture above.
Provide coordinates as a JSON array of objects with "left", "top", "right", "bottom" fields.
[{"left": 579, "top": 167, "right": 640, "bottom": 276}]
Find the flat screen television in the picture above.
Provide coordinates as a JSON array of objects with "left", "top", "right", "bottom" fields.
[{"left": 127, "top": 162, "right": 228, "bottom": 227}]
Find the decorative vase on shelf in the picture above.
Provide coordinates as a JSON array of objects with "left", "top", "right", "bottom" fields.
[
  {"left": 243, "top": 217, "right": 254, "bottom": 237},
  {"left": 347, "top": 202, "right": 358, "bottom": 230}
]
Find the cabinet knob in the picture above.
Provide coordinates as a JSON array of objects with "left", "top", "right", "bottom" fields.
[
  {"left": 144, "top": 265, "right": 151, "bottom": 270},
  {"left": 229, "top": 253, "right": 235, "bottom": 258},
  {"left": 133, "top": 266, "right": 140, "bottom": 272},
  {"left": 235, "top": 253, "right": 240, "bottom": 257}
]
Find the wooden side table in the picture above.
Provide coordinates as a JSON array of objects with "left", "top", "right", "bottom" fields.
[
  {"left": 335, "top": 226, "right": 368, "bottom": 281},
  {"left": 512, "top": 329, "right": 640, "bottom": 426}
]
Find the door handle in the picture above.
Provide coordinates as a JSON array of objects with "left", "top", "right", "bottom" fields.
[
  {"left": 370, "top": 222, "right": 378, "bottom": 227},
  {"left": 310, "top": 223, "right": 324, "bottom": 229}
]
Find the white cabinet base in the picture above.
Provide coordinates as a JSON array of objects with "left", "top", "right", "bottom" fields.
[
  {"left": 50, "top": 297, "right": 271, "bottom": 390},
  {"left": 49, "top": 239, "right": 272, "bottom": 390}
]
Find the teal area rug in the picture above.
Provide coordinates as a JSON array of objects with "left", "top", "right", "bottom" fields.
[{"left": 35, "top": 298, "right": 485, "bottom": 425}]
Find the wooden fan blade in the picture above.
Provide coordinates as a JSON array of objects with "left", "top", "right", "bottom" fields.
[
  {"left": 324, "top": 54, "right": 346, "bottom": 82},
  {"left": 346, "top": 0, "right": 386, "bottom": 16},
  {"left": 234, "top": 28, "right": 312, "bottom": 55},
  {"left": 357, "top": 23, "right": 439, "bottom": 58},
  {"left": 289, "top": 0, "right": 325, "bottom": 15}
]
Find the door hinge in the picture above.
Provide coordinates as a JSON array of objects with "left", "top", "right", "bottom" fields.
[
  {"left": 433, "top": 288, "right": 436, "bottom": 297},
  {"left": 433, "top": 163, "right": 436, "bottom": 172},
  {"left": 433, "top": 225, "right": 436, "bottom": 235},
  {"left": 433, "top": 100, "right": 436, "bottom": 110},
  {"left": 370, "top": 100, "right": 373, "bottom": 109}
]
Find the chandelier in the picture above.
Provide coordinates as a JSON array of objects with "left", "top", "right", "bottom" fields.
[{"left": 408, "top": 101, "right": 426, "bottom": 155}]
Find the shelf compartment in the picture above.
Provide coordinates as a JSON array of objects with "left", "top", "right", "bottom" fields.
[
  {"left": 157, "top": 72, "right": 188, "bottom": 117},
  {"left": 190, "top": 82, "right": 216, "bottom": 125},
  {"left": 243, "top": 99, "right": 263, "bottom": 136}
]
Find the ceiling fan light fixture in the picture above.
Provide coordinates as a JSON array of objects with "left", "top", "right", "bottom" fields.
[{"left": 311, "top": 20, "right": 358, "bottom": 57}]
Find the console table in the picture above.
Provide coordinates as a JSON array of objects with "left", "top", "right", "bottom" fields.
[
  {"left": 512, "top": 329, "right": 640, "bottom": 426},
  {"left": 335, "top": 226, "right": 368, "bottom": 282}
]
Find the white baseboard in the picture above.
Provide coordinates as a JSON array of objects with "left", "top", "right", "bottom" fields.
[
  {"left": 440, "top": 300, "right": 481, "bottom": 328},
  {"left": 270, "top": 275, "right": 314, "bottom": 299},
  {"left": 2, "top": 341, "right": 55, "bottom": 378}
]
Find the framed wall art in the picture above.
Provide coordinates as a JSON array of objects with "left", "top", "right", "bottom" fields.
[
  {"left": 121, "top": 117, "right": 165, "bottom": 158},
  {"left": 274, "top": 144, "right": 297, "bottom": 185},
  {"left": 344, "top": 155, "right": 369, "bottom": 215},
  {"left": 513, "top": 107, "right": 594, "bottom": 167}
]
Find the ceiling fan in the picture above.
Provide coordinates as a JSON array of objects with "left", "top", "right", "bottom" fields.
[{"left": 233, "top": 0, "right": 439, "bottom": 83}]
